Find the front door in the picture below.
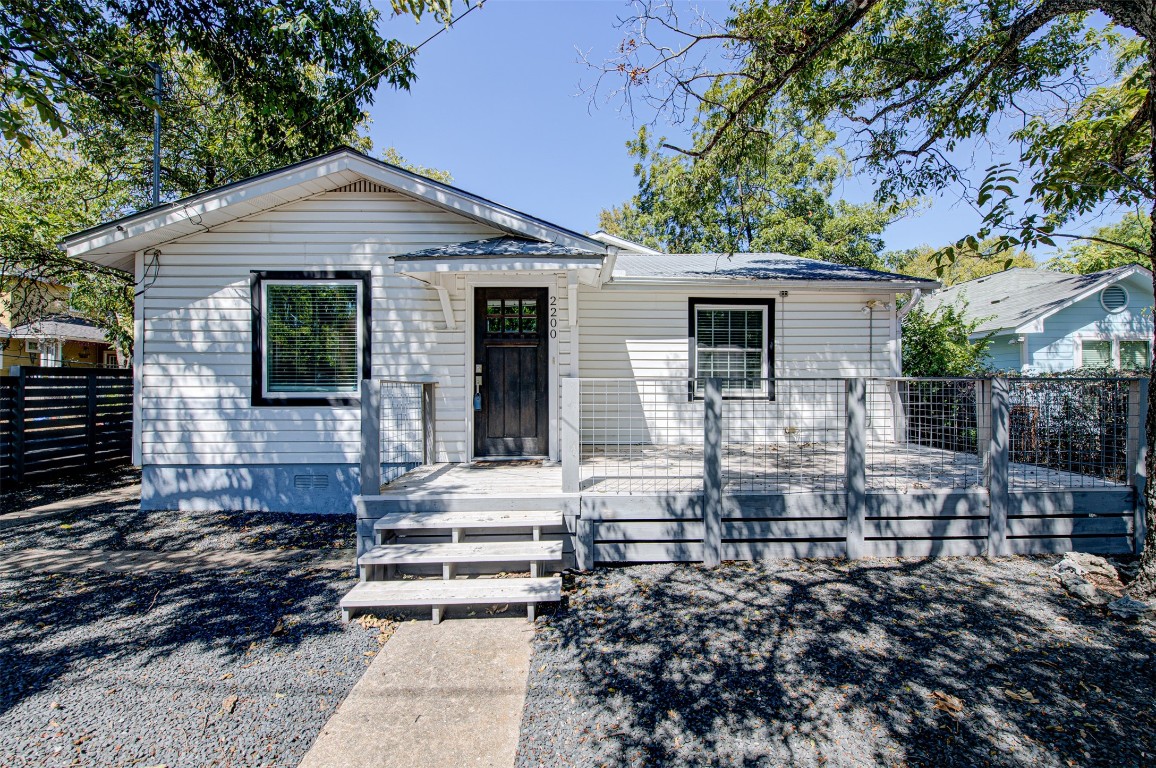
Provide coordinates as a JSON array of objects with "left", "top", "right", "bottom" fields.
[{"left": 474, "top": 287, "right": 549, "bottom": 458}]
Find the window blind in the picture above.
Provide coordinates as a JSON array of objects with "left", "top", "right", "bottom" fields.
[
  {"left": 695, "top": 307, "right": 766, "bottom": 392},
  {"left": 1120, "top": 341, "right": 1149, "bottom": 371},
  {"left": 1081, "top": 340, "right": 1112, "bottom": 368},
  {"left": 265, "top": 283, "right": 360, "bottom": 393}
]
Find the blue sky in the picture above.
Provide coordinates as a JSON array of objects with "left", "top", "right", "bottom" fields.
[{"left": 364, "top": 1, "right": 1063, "bottom": 255}]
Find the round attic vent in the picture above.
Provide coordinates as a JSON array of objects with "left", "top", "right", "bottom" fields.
[{"left": 1101, "top": 285, "right": 1129, "bottom": 312}]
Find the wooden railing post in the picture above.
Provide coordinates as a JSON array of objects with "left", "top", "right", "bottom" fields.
[
  {"left": 1129, "top": 378, "right": 1148, "bottom": 555},
  {"left": 845, "top": 378, "right": 867, "bottom": 560},
  {"left": 561, "top": 377, "right": 581, "bottom": 493},
  {"left": 359, "top": 378, "right": 382, "bottom": 495},
  {"left": 987, "top": 376, "right": 1010, "bottom": 557},
  {"left": 422, "top": 381, "right": 437, "bottom": 465},
  {"left": 976, "top": 378, "right": 993, "bottom": 484},
  {"left": 702, "top": 377, "right": 723, "bottom": 568},
  {"left": 889, "top": 379, "right": 907, "bottom": 444}
]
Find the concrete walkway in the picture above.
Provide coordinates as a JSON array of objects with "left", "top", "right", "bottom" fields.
[
  {"left": 298, "top": 618, "right": 533, "bottom": 768},
  {"left": 0, "top": 484, "right": 140, "bottom": 530},
  {"left": 0, "top": 546, "right": 355, "bottom": 574}
]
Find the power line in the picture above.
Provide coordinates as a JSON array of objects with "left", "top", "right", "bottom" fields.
[{"left": 220, "top": 1, "right": 485, "bottom": 186}]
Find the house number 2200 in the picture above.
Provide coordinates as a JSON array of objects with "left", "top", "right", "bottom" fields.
[{"left": 548, "top": 295, "right": 558, "bottom": 338}]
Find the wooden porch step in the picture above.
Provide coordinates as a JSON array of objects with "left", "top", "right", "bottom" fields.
[
  {"left": 340, "top": 576, "right": 562, "bottom": 623},
  {"left": 358, "top": 540, "right": 562, "bottom": 566},
  {"left": 373, "top": 508, "right": 564, "bottom": 532}
]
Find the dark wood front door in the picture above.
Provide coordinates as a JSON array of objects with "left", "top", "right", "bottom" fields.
[{"left": 474, "top": 287, "right": 549, "bottom": 458}]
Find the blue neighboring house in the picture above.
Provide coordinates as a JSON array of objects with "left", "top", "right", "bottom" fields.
[{"left": 921, "top": 265, "right": 1154, "bottom": 373}]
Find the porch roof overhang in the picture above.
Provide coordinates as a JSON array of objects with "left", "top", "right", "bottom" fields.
[{"left": 394, "top": 236, "right": 606, "bottom": 285}]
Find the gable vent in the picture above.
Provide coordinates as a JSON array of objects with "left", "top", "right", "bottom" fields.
[
  {"left": 293, "top": 474, "right": 330, "bottom": 490},
  {"left": 332, "top": 179, "right": 392, "bottom": 194},
  {"left": 1101, "top": 285, "right": 1129, "bottom": 312}
]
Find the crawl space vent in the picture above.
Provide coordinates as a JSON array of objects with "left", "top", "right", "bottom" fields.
[
  {"left": 1101, "top": 285, "right": 1128, "bottom": 312},
  {"left": 293, "top": 474, "right": 330, "bottom": 490}
]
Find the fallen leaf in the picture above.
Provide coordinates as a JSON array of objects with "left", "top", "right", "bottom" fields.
[
  {"left": 221, "top": 695, "right": 239, "bottom": 714},
  {"left": 271, "top": 618, "right": 286, "bottom": 636},
  {"left": 1005, "top": 688, "right": 1039, "bottom": 704},
  {"left": 219, "top": 673, "right": 233, "bottom": 680},
  {"left": 931, "top": 690, "right": 964, "bottom": 714}
]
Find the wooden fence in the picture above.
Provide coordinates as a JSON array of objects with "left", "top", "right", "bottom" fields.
[{"left": 0, "top": 366, "right": 133, "bottom": 485}]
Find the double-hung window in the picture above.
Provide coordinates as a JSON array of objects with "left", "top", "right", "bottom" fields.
[
  {"left": 689, "top": 298, "right": 773, "bottom": 398},
  {"left": 251, "top": 271, "right": 370, "bottom": 406}
]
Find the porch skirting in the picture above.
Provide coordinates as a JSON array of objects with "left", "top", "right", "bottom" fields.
[{"left": 142, "top": 464, "right": 362, "bottom": 514}]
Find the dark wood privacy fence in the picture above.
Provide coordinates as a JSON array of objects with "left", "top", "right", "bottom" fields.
[{"left": 0, "top": 366, "right": 133, "bottom": 485}]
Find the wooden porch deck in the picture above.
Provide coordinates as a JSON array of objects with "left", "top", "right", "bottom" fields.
[{"left": 382, "top": 444, "right": 1125, "bottom": 496}]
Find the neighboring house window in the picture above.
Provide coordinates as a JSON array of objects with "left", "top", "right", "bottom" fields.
[
  {"left": 250, "top": 271, "right": 371, "bottom": 406},
  {"left": 1120, "top": 340, "right": 1150, "bottom": 371},
  {"left": 1080, "top": 339, "right": 1113, "bottom": 368},
  {"left": 688, "top": 298, "right": 774, "bottom": 398}
]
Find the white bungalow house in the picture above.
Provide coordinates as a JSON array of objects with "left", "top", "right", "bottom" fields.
[
  {"left": 921, "top": 265, "right": 1154, "bottom": 373},
  {"left": 63, "top": 147, "right": 934, "bottom": 515},
  {"left": 63, "top": 148, "right": 1142, "bottom": 621}
]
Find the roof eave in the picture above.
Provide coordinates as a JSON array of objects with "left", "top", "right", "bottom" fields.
[{"left": 606, "top": 275, "right": 937, "bottom": 290}]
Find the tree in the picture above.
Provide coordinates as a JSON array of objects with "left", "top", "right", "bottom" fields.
[
  {"left": 901, "top": 301, "right": 993, "bottom": 376},
  {"left": 884, "top": 243, "right": 1036, "bottom": 286},
  {"left": 599, "top": 0, "right": 1156, "bottom": 596},
  {"left": 0, "top": 0, "right": 449, "bottom": 150},
  {"left": 1048, "top": 213, "right": 1153, "bottom": 273},
  {"left": 600, "top": 123, "right": 906, "bottom": 268}
]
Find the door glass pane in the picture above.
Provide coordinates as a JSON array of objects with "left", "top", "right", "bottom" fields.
[
  {"left": 1121, "top": 341, "right": 1149, "bottom": 371},
  {"left": 520, "top": 299, "right": 538, "bottom": 333}
]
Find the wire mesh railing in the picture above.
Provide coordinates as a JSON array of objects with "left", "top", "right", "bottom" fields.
[
  {"left": 1006, "top": 378, "right": 1134, "bottom": 488},
  {"left": 865, "top": 378, "right": 987, "bottom": 491},
  {"left": 569, "top": 375, "right": 1140, "bottom": 495},
  {"left": 380, "top": 380, "right": 429, "bottom": 484},
  {"left": 721, "top": 378, "right": 846, "bottom": 492}
]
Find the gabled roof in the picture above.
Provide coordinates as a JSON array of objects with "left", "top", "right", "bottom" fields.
[
  {"left": 62, "top": 147, "right": 608, "bottom": 273},
  {"left": 9, "top": 315, "right": 109, "bottom": 343},
  {"left": 921, "top": 264, "right": 1153, "bottom": 335},
  {"left": 610, "top": 252, "right": 939, "bottom": 289}
]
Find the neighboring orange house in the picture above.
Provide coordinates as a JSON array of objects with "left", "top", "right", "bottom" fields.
[{"left": 0, "top": 275, "right": 117, "bottom": 373}]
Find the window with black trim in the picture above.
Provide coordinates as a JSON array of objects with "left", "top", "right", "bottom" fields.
[
  {"left": 689, "top": 297, "right": 774, "bottom": 398},
  {"left": 251, "top": 271, "right": 371, "bottom": 406}
]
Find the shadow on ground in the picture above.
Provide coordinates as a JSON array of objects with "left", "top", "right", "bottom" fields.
[
  {"left": 0, "top": 558, "right": 377, "bottom": 767},
  {"left": 517, "top": 558, "right": 1155, "bottom": 768}
]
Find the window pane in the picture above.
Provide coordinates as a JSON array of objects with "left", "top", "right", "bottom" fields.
[
  {"left": 266, "top": 283, "right": 359, "bottom": 393},
  {"left": 1121, "top": 341, "right": 1149, "bottom": 371},
  {"left": 696, "top": 307, "right": 765, "bottom": 392},
  {"left": 1081, "top": 340, "right": 1112, "bottom": 368}
]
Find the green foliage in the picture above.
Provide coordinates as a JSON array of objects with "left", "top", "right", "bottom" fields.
[
  {"left": 600, "top": 125, "right": 906, "bottom": 267},
  {"left": 901, "top": 301, "right": 992, "bottom": 377},
  {"left": 883, "top": 242, "right": 1035, "bottom": 285},
  {"left": 1047, "top": 213, "right": 1153, "bottom": 274},
  {"left": 0, "top": 0, "right": 449, "bottom": 151}
]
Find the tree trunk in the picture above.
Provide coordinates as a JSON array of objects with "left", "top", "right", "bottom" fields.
[{"left": 1128, "top": 20, "right": 1156, "bottom": 599}]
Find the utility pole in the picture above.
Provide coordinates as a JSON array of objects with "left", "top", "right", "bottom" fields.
[{"left": 151, "top": 62, "right": 162, "bottom": 208}]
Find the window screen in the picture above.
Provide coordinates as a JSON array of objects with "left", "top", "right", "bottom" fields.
[
  {"left": 1120, "top": 340, "right": 1149, "bottom": 371},
  {"left": 694, "top": 305, "right": 767, "bottom": 395},
  {"left": 1081, "top": 339, "right": 1113, "bottom": 368}
]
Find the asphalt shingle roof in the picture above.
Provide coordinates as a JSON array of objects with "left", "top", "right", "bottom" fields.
[
  {"left": 613, "top": 252, "right": 938, "bottom": 285},
  {"left": 8, "top": 315, "right": 108, "bottom": 343},
  {"left": 920, "top": 266, "right": 1148, "bottom": 334}
]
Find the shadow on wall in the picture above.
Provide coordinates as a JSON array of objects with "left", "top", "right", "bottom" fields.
[{"left": 527, "top": 558, "right": 1154, "bottom": 767}]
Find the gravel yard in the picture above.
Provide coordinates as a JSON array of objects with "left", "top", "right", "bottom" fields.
[
  {"left": 0, "top": 465, "right": 140, "bottom": 515},
  {"left": 517, "top": 558, "right": 1156, "bottom": 768},
  {"left": 0, "top": 505, "right": 390, "bottom": 767}
]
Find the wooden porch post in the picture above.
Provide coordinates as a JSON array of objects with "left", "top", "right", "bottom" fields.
[
  {"left": 976, "top": 378, "right": 993, "bottom": 484},
  {"left": 1129, "top": 378, "right": 1148, "bottom": 555},
  {"left": 561, "top": 377, "right": 581, "bottom": 493},
  {"left": 422, "top": 381, "right": 437, "bottom": 465},
  {"left": 702, "top": 377, "right": 723, "bottom": 568},
  {"left": 987, "top": 377, "right": 1010, "bottom": 557},
  {"left": 359, "top": 378, "right": 382, "bottom": 496},
  {"left": 845, "top": 378, "right": 867, "bottom": 560}
]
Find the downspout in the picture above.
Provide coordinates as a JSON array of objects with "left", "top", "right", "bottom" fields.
[{"left": 896, "top": 288, "right": 923, "bottom": 321}]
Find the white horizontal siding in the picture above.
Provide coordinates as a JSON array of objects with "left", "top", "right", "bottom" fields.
[{"left": 140, "top": 190, "right": 501, "bottom": 466}]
